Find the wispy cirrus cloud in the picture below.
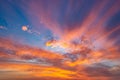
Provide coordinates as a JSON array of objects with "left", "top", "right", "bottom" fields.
[{"left": 0, "top": 0, "right": 120, "bottom": 80}]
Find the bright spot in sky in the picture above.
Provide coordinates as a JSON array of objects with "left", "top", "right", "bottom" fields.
[{"left": 22, "top": 26, "right": 28, "bottom": 31}]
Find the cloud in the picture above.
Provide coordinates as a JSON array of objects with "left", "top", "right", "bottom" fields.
[
  {"left": 22, "top": 25, "right": 40, "bottom": 35},
  {"left": 0, "top": 0, "right": 120, "bottom": 79},
  {"left": 28, "top": 0, "right": 120, "bottom": 63},
  {"left": 22, "top": 26, "right": 28, "bottom": 31},
  {"left": 0, "top": 37, "right": 120, "bottom": 80},
  {"left": 0, "top": 26, "right": 7, "bottom": 30},
  {"left": 0, "top": 38, "right": 63, "bottom": 61}
]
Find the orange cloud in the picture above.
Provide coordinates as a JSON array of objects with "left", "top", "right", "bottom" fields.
[
  {"left": 0, "top": 0, "right": 120, "bottom": 79},
  {"left": 22, "top": 26, "right": 28, "bottom": 31}
]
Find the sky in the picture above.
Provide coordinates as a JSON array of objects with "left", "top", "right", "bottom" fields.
[{"left": 0, "top": 0, "right": 120, "bottom": 80}]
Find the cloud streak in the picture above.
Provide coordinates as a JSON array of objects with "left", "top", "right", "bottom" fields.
[
  {"left": 0, "top": 36, "right": 120, "bottom": 80},
  {"left": 0, "top": 0, "right": 120, "bottom": 80}
]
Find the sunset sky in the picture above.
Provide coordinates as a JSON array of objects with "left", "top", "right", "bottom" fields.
[{"left": 0, "top": 0, "right": 120, "bottom": 80}]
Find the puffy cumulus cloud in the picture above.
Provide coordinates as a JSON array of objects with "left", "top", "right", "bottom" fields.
[
  {"left": 22, "top": 25, "right": 40, "bottom": 35},
  {"left": 22, "top": 26, "right": 28, "bottom": 31}
]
